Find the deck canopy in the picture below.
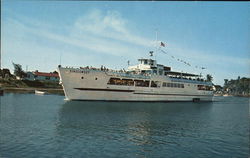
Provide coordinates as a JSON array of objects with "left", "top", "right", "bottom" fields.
[{"left": 166, "top": 71, "right": 199, "bottom": 77}]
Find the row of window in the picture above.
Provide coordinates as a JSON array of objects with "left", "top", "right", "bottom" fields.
[
  {"left": 162, "top": 82, "right": 184, "bottom": 88},
  {"left": 108, "top": 78, "right": 140, "bottom": 86},
  {"left": 107, "top": 78, "right": 184, "bottom": 88},
  {"left": 106, "top": 78, "right": 213, "bottom": 91}
]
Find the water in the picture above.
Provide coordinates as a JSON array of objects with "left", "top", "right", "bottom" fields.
[{"left": 0, "top": 93, "right": 249, "bottom": 158}]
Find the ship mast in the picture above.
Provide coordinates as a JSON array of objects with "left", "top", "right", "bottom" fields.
[
  {"left": 153, "top": 29, "right": 159, "bottom": 60},
  {"left": 0, "top": 46, "right": 1, "bottom": 69}
]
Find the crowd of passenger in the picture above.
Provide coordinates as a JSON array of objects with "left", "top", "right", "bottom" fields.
[
  {"left": 169, "top": 76, "right": 205, "bottom": 82},
  {"left": 76, "top": 65, "right": 207, "bottom": 81},
  {"left": 79, "top": 65, "right": 150, "bottom": 76}
]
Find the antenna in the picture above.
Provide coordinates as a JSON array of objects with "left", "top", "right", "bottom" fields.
[
  {"left": 0, "top": 47, "right": 1, "bottom": 70},
  {"left": 155, "top": 28, "right": 158, "bottom": 44},
  {"left": 149, "top": 51, "right": 154, "bottom": 57},
  {"left": 59, "top": 52, "right": 62, "bottom": 65},
  {"left": 155, "top": 29, "right": 158, "bottom": 60}
]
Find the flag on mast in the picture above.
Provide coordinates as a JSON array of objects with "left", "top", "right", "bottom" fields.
[{"left": 160, "top": 41, "right": 166, "bottom": 47}]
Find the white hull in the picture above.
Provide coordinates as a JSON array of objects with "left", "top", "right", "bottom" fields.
[
  {"left": 58, "top": 67, "right": 213, "bottom": 102},
  {"left": 62, "top": 90, "right": 213, "bottom": 102}
]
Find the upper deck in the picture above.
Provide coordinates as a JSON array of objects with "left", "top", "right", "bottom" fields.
[{"left": 59, "top": 54, "right": 212, "bottom": 86}]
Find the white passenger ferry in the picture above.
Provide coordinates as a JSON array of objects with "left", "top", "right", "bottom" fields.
[{"left": 58, "top": 52, "right": 214, "bottom": 101}]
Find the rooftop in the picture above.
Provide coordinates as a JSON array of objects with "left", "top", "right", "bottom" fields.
[{"left": 33, "top": 71, "right": 59, "bottom": 77}]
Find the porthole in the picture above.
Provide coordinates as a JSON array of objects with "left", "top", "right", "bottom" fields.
[
  {"left": 95, "top": 77, "right": 98, "bottom": 80},
  {"left": 81, "top": 77, "right": 84, "bottom": 79}
]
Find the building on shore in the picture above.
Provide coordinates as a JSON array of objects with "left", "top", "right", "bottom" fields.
[{"left": 25, "top": 71, "right": 59, "bottom": 82}]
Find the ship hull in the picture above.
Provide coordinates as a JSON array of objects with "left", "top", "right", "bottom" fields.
[
  {"left": 64, "top": 90, "right": 213, "bottom": 102},
  {"left": 58, "top": 67, "right": 214, "bottom": 102}
]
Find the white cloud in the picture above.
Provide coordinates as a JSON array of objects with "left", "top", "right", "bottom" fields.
[
  {"left": 3, "top": 9, "right": 155, "bottom": 59},
  {"left": 2, "top": 8, "right": 249, "bottom": 85},
  {"left": 73, "top": 9, "right": 153, "bottom": 47}
]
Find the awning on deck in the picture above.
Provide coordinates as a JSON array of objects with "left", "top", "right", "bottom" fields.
[{"left": 166, "top": 71, "right": 199, "bottom": 77}]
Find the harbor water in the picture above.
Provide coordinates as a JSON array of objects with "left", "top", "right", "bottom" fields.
[{"left": 0, "top": 93, "right": 249, "bottom": 158}]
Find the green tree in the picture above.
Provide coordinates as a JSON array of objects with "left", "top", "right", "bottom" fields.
[{"left": 12, "top": 62, "right": 26, "bottom": 78}]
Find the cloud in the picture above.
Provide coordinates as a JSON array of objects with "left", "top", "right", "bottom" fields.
[
  {"left": 73, "top": 9, "right": 153, "bottom": 47},
  {"left": 3, "top": 9, "right": 155, "bottom": 59},
  {"left": 75, "top": 9, "right": 128, "bottom": 34},
  {"left": 2, "top": 8, "right": 249, "bottom": 85}
]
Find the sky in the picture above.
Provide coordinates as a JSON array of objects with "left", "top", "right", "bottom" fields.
[{"left": 1, "top": 1, "right": 249, "bottom": 85}]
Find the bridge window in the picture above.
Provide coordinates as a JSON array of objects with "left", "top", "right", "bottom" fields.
[
  {"left": 159, "top": 70, "right": 163, "bottom": 75},
  {"left": 153, "top": 70, "right": 157, "bottom": 75}
]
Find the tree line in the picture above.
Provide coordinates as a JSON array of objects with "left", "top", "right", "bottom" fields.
[{"left": 224, "top": 77, "right": 250, "bottom": 95}]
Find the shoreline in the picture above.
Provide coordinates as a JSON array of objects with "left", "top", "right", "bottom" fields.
[{"left": 2, "top": 87, "right": 64, "bottom": 95}]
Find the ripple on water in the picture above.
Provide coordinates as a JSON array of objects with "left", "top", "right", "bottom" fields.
[{"left": 0, "top": 94, "right": 249, "bottom": 158}]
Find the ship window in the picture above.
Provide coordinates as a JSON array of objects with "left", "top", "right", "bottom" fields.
[
  {"left": 108, "top": 78, "right": 120, "bottom": 85},
  {"left": 144, "top": 60, "right": 148, "bottom": 64},
  {"left": 95, "top": 77, "right": 98, "bottom": 80},
  {"left": 135, "top": 80, "right": 149, "bottom": 87},
  {"left": 122, "top": 79, "right": 134, "bottom": 86},
  {"left": 181, "top": 84, "right": 184, "bottom": 88},
  {"left": 81, "top": 77, "right": 84, "bottom": 79},
  {"left": 108, "top": 78, "right": 134, "bottom": 86},
  {"left": 198, "top": 85, "right": 213, "bottom": 91},
  {"left": 153, "top": 70, "right": 157, "bottom": 75},
  {"left": 198, "top": 85, "right": 204, "bottom": 90},
  {"left": 162, "top": 82, "right": 167, "bottom": 87},
  {"left": 151, "top": 81, "right": 161, "bottom": 88},
  {"left": 165, "top": 83, "right": 185, "bottom": 88},
  {"left": 159, "top": 70, "right": 163, "bottom": 75}
]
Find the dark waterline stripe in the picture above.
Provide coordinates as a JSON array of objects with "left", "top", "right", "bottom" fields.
[
  {"left": 74, "top": 88, "right": 212, "bottom": 97},
  {"left": 134, "top": 93, "right": 213, "bottom": 97},
  {"left": 70, "top": 99, "right": 203, "bottom": 102},
  {"left": 74, "top": 88, "right": 134, "bottom": 92}
]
